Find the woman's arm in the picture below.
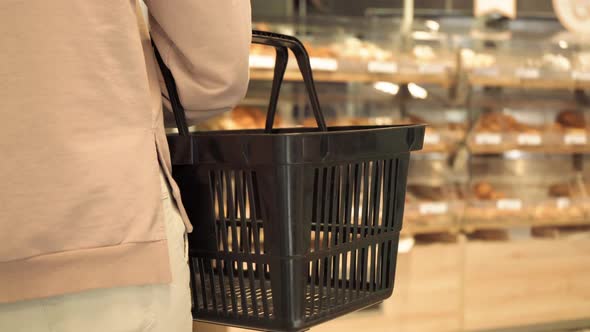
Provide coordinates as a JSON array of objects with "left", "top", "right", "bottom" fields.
[{"left": 145, "top": 0, "right": 251, "bottom": 122}]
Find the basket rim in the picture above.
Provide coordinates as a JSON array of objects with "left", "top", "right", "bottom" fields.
[{"left": 167, "top": 123, "right": 426, "bottom": 137}]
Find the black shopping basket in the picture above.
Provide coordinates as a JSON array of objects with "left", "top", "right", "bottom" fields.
[{"left": 155, "top": 30, "right": 425, "bottom": 332}]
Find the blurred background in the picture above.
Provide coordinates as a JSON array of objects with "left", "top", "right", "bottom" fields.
[{"left": 196, "top": 1, "right": 590, "bottom": 332}]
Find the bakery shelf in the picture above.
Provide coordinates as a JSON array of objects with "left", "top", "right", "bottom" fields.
[
  {"left": 403, "top": 152, "right": 465, "bottom": 235},
  {"left": 462, "top": 218, "right": 590, "bottom": 233},
  {"left": 242, "top": 19, "right": 590, "bottom": 242},
  {"left": 403, "top": 200, "right": 463, "bottom": 235},
  {"left": 468, "top": 74, "right": 575, "bottom": 90},
  {"left": 463, "top": 195, "right": 589, "bottom": 226},
  {"left": 574, "top": 80, "right": 590, "bottom": 90},
  {"left": 467, "top": 145, "right": 590, "bottom": 155},
  {"left": 410, "top": 126, "right": 466, "bottom": 154},
  {"left": 249, "top": 21, "right": 457, "bottom": 86},
  {"left": 402, "top": 222, "right": 462, "bottom": 235},
  {"left": 462, "top": 37, "right": 576, "bottom": 91},
  {"left": 397, "top": 97, "right": 468, "bottom": 154},
  {"left": 250, "top": 68, "right": 455, "bottom": 85},
  {"left": 463, "top": 154, "right": 590, "bottom": 230},
  {"left": 467, "top": 108, "right": 590, "bottom": 155}
]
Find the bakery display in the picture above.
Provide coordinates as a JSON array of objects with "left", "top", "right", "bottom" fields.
[
  {"left": 546, "top": 109, "right": 590, "bottom": 151},
  {"left": 196, "top": 106, "right": 283, "bottom": 131},
  {"left": 474, "top": 111, "right": 542, "bottom": 134},
  {"left": 302, "top": 117, "right": 372, "bottom": 127},
  {"left": 555, "top": 109, "right": 586, "bottom": 129},
  {"left": 397, "top": 113, "right": 467, "bottom": 153},
  {"left": 461, "top": 49, "right": 497, "bottom": 70},
  {"left": 473, "top": 181, "right": 506, "bottom": 200},
  {"left": 464, "top": 177, "right": 590, "bottom": 226},
  {"left": 332, "top": 36, "right": 393, "bottom": 62},
  {"left": 468, "top": 111, "right": 545, "bottom": 152},
  {"left": 244, "top": 20, "right": 590, "bottom": 234},
  {"left": 532, "top": 181, "right": 586, "bottom": 222},
  {"left": 403, "top": 183, "right": 462, "bottom": 231},
  {"left": 464, "top": 180, "right": 530, "bottom": 223}
]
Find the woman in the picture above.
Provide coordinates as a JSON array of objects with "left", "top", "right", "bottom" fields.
[{"left": 0, "top": 1, "right": 251, "bottom": 331}]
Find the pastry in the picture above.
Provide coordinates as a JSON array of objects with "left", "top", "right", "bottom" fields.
[
  {"left": 331, "top": 37, "right": 393, "bottom": 62},
  {"left": 303, "top": 117, "right": 371, "bottom": 127},
  {"left": 556, "top": 110, "right": 586, "bottom": 129},
  {"left": 473, "top": 181, "right": 506, "bottom": 200},
  {"left": 406, "top": 185, "right": 445, "bottom": 201},
  {"left": 304, "top": 42, "right": 338, "bottom": 58},
  {"left": 548, "top": 183, "right": 571, "bottom": 197},
  {"left": 476, "top": 111, "right": 537, "bottom": 133},
  {"left": 231, "top": 106, "right": 268, "bottom": 129}
]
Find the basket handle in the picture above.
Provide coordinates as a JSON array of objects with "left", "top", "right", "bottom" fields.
[
  {"left": 252, "top": 30, "right": 327, "bottom": 132},
  {"left": 152, "top": 40, "right": 190, "bottom": 136},
  {"left": 152, "top": 31, "right": 328, "bottom": 135}
]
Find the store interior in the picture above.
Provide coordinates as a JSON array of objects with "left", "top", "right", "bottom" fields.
[{"left": 194, "top": 1, "right": 590, "bottom": 332}]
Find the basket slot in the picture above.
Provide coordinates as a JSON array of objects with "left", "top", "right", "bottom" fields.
[
  {"left": 311, "top": 160, "right": 396, "bottom": 252},
  {"left": 304, "top": 240, "right": 395, "bottom": 319},
  {"left": 330, "top": 166, "right": 341, "bottom": 309},
  {"left": 352, "top": 163, "right": 363, "bottom": 243},
  {"left": 322, "top": 167, "right": 331, "bottom": 251},
  {"left": 206, "top": 259, "right": 218, "bottom": 310},
  {"left": 193, "top": 260, "right": 275, "bottom": 319},
  {"left": 339, "top": 165, "right": 353, "bottom": 306},
  {"left": 197, "top": 258, "right": 209, "bottom": 311},
  {"left": 222, "top": 171, "right": 250, "bottom": 316},
  {"left": 211, "top": 170, "right": 266, "bottom": 255},
  {"left": 225, "top": 257, "right": 238, "bottom": 314},
  {"left": 246, "top": 172, "right": 264, "bottom": 256},
  {"left": 383, "top": 160, "right": 394, "bottom": 231},
  {"left": 375, "top": 242, "right": 382, "bottom": 292},
  {"left": 372, "top": 161, "right": 384, "bottom": 235},
  {"left": 293, "top": 159, "right": 399, "bottom": 309},
  {"left": 211, "top": 171, "right": 240, "bottom": 314},
  {"left": 316, "top": 255, "right": 325, "bottom": 313},
  {"left": 245, "top": 261, "right": 259, "bottom": 317},
  {"left": 386, "top": 241, "right": 395, "bottom": 289},
  {"left": 216, "top": 258, "right": 228, "bottom": 313},
  {"left": 211, "top": 171, "right": 230, "bottom": 253},
  {"left": 389, "top": 159, "right": 401, "bottom": 229},
  {"left": 309, "top": 259, "right": 317, "bottom": 314},
  {"left": 355, "top": 247, "right": 364, "bottom": 298},
  {"left": 361, "top": 162, "right": 371, "bottom": 239},
  {"left": 258, "top": 263, "right": 272, "bottom": 318},
  {"left": 189, "top": 256, "right": 198, "bottom": 310},
  {"left": 224, "top": 171, "right": 240, "bottom": 253},
  {"left": 234, "top": 173, "right": 261, "bottom": 318}
]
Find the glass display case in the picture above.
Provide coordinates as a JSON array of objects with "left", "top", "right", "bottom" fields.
[
  {"left": 226, "top": 16, "right": 590, "bottom": 235},
  {"left": 467, "top": 89, "right": 590, "bottom": 153},
  {"left": 249, "top": 18, "right": 458, "bottom": 85},
  {"left": 463, "top": 154, "right": 589, "bottom": 229},
  {"left": 461, "top": 23, "right": 576, "bottom": 89},
  {"left": 222, "top": 14, "right": 590, "bottom": 331},
  {"left": 404, "top": 153, "right": 464, "bottom": 234}
]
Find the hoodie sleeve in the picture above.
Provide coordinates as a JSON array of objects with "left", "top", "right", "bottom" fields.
[{"left": 144, "top": 0, "right": 251, "bottom": 123}]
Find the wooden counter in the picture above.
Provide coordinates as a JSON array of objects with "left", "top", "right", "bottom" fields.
[{"left": 225, "top": 232, "right": 590, "bottom": 332}]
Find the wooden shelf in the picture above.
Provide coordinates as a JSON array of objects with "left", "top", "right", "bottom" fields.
[
  {"left": 575, "top": 80, "right": 590, "bottom": 90},
  {"left": 402, "top": 222, "right": 461, "bottom": 235},
  {"left": 250, "top": 68, "right": 455, "bottom": 86},
  {"left": 469, "top": 74, "right": 575, "bottom": 90},
  {"left": 292, "top": 234, "right": 590, "bottom": 332},
  {"left": 462, "top": 218, "right": 590, "bottom": 233},
  {"left": 468, "top": 145, "right": 590, "bottom": 155}
]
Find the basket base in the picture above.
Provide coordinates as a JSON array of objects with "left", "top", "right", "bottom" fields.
[{"left": 193, "top": 276, "right": 393, "bottom": 332}]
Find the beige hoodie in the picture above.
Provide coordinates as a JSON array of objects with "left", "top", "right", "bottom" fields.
[{"left": 0, "top": 0, "right": 251, "bottom": 303}]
